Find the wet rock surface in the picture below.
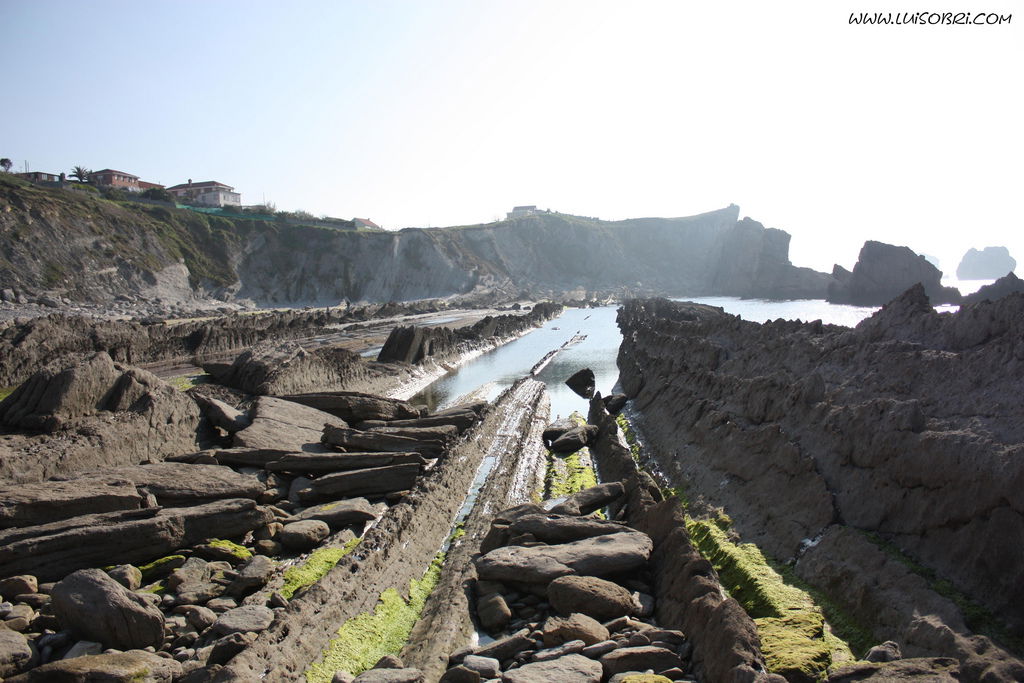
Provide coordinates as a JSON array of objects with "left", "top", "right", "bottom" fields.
[{"left": 617, "top": 293, "right": 1024, "bottom": 680}]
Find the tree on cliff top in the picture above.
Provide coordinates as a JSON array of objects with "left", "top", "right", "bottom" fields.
[
  {"left": 70, "top": 166, "right": 91, "bottom": 182},
  {"left": 0, "top": 158, "right": 11, "bottom": 173}
]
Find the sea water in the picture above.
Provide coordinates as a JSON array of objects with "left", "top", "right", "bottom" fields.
[{"left": 411, "top": 279, "right": 995, "bottom": 418}]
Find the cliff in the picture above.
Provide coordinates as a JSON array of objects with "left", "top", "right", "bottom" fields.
[
  {"left": 0, "top": 176, "right": 833, "bottom": 306},
  {"left": 617, "top": 292, "right": 1024, "bottom": 677}
]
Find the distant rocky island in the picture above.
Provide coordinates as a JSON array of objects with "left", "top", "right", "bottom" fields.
[{"left": 957, "top": 246, "right": 1017, "bottom": 280}]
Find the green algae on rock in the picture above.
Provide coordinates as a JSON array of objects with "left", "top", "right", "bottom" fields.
[{"left": 281, "top": 538, "right": 360, "bottom": 600}]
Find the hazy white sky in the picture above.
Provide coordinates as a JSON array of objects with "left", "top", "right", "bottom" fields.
[{"left": 2, "top": 1, "right": 1020, "bottom": 274}]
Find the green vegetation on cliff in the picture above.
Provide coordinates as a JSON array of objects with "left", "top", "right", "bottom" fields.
[{"left": 281, "top": 538, "right": 360, "bottom": 600}]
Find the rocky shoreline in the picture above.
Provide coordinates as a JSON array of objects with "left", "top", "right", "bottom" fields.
[{"left": 1, "top": 287, "right": 1022, "bottom": 681}]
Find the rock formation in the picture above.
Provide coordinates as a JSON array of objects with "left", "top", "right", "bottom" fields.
[
  {"left": 827, "top": 241, "right": 961, "bottom": 305},
  {"left": 617, "top": 293, "right": 1024, "bottom": 680},
  {"left": 957, "top": 246, "right": 1017, "bottom": 280},
  {"left": 962, "top": 272, "right": 1024, "bottom": 304}
]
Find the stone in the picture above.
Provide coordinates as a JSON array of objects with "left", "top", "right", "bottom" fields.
[
  {"left": 827, "top": 241, "right": 960, "bottom": 305},
  {"left": 549, "top": 482, "right": 625, "bottom": 516},
  {"left": 565, "top": 368, "right": 596, "bottom": 399},
  {"left": 193, "top": 394, "right": 251, "bottom": 433},
  {"left": 549, "top": 425, "right": 598, "bottom": 454},
  {"left": 0, "top": 628, "right": 34, "bottom": 677},
  {"left": 227, "top": 555, "right": 276, "bottom": 596},
  {"left": 600, "top": 646, "right": 684, "bottom": 677},
  {"left": 279, "top": 519, "right": 332, "bottom": 550},
  {"left": 304, "top": 464, "right": 422, "bottom": 501},
  {"left": 827, "top": 657, "right": 962, "bottom": 682},
  {"left": 210, "top": 605, "right": 274, "bottom": 636},
  {"left": 0, "top": 481, "right": 143, "bottom": 529},
  {"left": 295, "top": 497, "right": 379, "bottom": 529},
  {"left": 51, "top": 568, "right": 165, "bottom": 650},
  {"left": 352, "top": 668, "right": 426, "bottom": 682},
  {"left": 184, "top": 605, "right": 218, "bottom": 631},
  {"left": 962, "top": 272, "right": 1024, "bottom": 305},
  {"left": 322, "top": 425, "right": 445, "bottom": 458},
  {"left": 542, "top": 613, "right": 609, "bottom": 646},
  {"left": 0, "top": 499, "right": 271, "bottom": 583},
  {"left": 602, "top": 393, "right": 628, "bottom": 414},
  {"left": 476, "top": 531, "right": 652, "bottom": 584},
  {"left": 233, "top": 396, "right": 347, "bottom": 453},
  {"left": 581, "top": 640, "right": 618, "bottom": 658},
  {"left": 500, "top": 653, "right": 602, "bottom": 682},
  {"left": 79, "top": 462, "right": 264, "bottom": 507},
  {"left": 865, "top": 640, "right": 903, "bottom": 663},
  {"left": 207, "top": 631, "right": 258, "bottom": 666},
  {"left": 280, "top": 392, "right": 420, "bottom": 422},
  {"left": 2, "top": 649, "right": 182, "bottom": 682},
  {"left": 461, "top": 654, "right": 500, "bottom": 678},
  {"left": 0, "top": 576, "right": 37, "bottom": 596},
  {"left": 542, "top": 418, "right": 576, "bottom": 446},
  {"left": 472, "top": 630, "right": 534, "bottom": 662},
  {"left": 438, "top": 665, "right": 481, "bottom": 682},
  {"left": 374, "top": 654, "right": 405, "bottom": 668},
  {"left": 508, "top": 513, "right": 630, "bottom": 544},
  {"left": 477, "top": 592, "right": 512, "bottom": 634},
  {"left": 333, "top": 672, "right": 357, "bottom": 683},
  {"left": 531, "top": 639, "right": 585, "bottom": 661},
  {"left": 107, "top": 564, "right": 142, "bottom": 590},
  {"left": 62, "top": 639, "right": 103, "bottom": 659},
  {"left": 268, "top": 452, "right": 426, "bottom": 475},
  {"left": 548, "top": 576, "right": 638, "bottom": 621}
]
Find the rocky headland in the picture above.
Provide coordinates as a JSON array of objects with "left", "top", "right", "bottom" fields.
[{"left": 616, "top": 290, "right": 1024, "bottom": 681}]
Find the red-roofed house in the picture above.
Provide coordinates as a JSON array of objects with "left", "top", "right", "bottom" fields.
[
  {"left": 353, "top": 218, "right": 381, "bottom": 230},
  {"left": 137, "top": 180, "right": 165, "bottom": 191},
  {"left": 166, "top": 179, "right": 241, "bottom": 208},
  {"left": 89, "top": 169, "right": 141, "bottom": 191}
]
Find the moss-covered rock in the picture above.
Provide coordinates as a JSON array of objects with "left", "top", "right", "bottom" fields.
[
  {"left": 688, "top": 519, "right": 853, "bottom": 681},
  {"left": 281, "top": 538, "right": 360, "bottom": 600},
  {"left": 304, "top": 551, "right": 444, "bottom": 682},
  {"left": 138, "top": 554, "right": 186, "bottom": 583}
]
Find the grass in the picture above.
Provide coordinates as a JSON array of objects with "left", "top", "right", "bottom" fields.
[
  {"left": 688, "top": 519, "right": 857, "bottom": 681},
  {"left": 304, "top": 551, "right": 445, "bottom": 681},
  {"left": 281, "top": 538, "right": 360, "bottom": 600}
]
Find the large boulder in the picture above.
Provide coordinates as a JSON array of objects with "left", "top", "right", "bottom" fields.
[
  {"left": 233, "top": 396, "right": 347, "bottom": 453},
  {"left": 295, "top": 497, "right": 379, "bottom": 528},
  {"left": 475, "top": 531, "right": 652, "bottom": 583},
  {"left": 550, "top": 482, "right": 625, "bottom": 516},
  {"left": 301, "top": 463, "right": 422, "bottom": 501},
  {"left": 500, "top": 653, "right": 602, "bottom": 682},
  {"left": 507, "top": 513, "right": 632, "bottom": 544},
  {"left": 0, "top": 629, "right": 33, "bottom": 678},
  {"left": 565, "top": 368, "right": 596, "bottom": 399},
  {"left": 51, "top": 568, "right": 165, "bottom": 650},
  {"left": 956, "top": 246, "right": 1016, "bottom": 280},
  {"left": 826, "top": 241, "right": 960, "bottom": 306},
  {"left": 962, "top": 272, "right": 1024, "bottom": 305},
  {"left": 550, "top": 425, "right": 598, "bottom": 453},
  {"left": 547, "top": 575, "right": 638, "bottom": 620},
  {"left": 377, "top": 325, "right": 458, "bottom": 364},
  {"left": 0, "top": 479, "right": 143, "bottom": 529}
]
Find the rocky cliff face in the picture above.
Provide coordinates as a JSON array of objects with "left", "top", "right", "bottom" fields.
[
  {"left": 616, "top": 292, "right": 1024, "bottom": 674},
  {"left": 827, "top": 240, "right": 961, "bottom": 305},
  {"left": 1, "top": 177, "right": 834, "bottom": 306},
  {"left": 957, "top": 246, "right": 1017, "bottom": 280}
]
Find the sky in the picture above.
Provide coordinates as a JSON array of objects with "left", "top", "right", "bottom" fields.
[{"left": 2, "top": 1, "right": 1021, "bottom": 275}]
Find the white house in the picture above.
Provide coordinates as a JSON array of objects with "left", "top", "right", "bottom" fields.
[{"left": 166, "top": 179, "right": 242, "bottom": 207}]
